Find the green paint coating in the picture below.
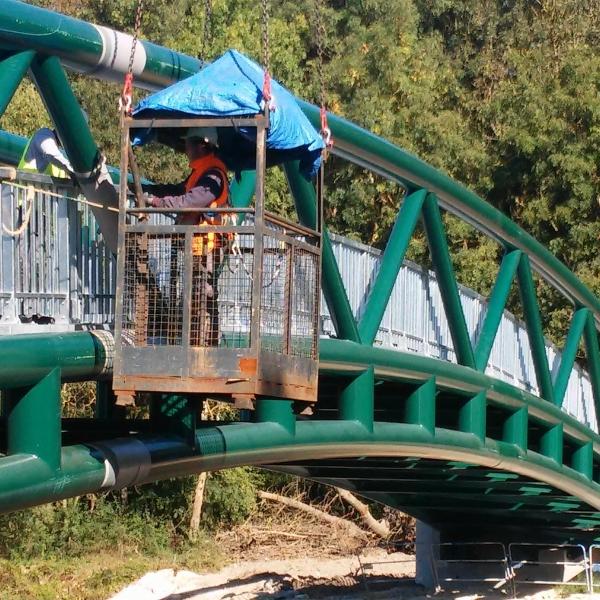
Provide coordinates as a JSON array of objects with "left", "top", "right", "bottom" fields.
[
  {"left": 0, "top": 130, "right": 25, "bottom": 165},
  {"left": 405, "top": 377, "right": 436, "bottom": 435},
  {"left": 554, "top": 308, "right": 589, "bottom": 407},
  {"left": 255, "top": 398, "right": 296, "bottom": 435},
  {"left": 152, "top": 395, "right": 198, "bottom": 447},
  {"left": 284, "top": 161, "right": 360, "bottom": 342},
  {"left": 540, "top": 423, "right": 564, "bottom": 464},
  {"left": 339, "top": 367, "right": 374, "bottom": 432},
  {"left": 0, "top": 332, "right": 105, "bottom": 388},
  {"left": 583, "top": 313, "right": 600, "bottom": 432},
  {"left": 359, "top": 188, "right": 426, "bottom": 345},
  {"left": 459, "top": 391, "right": 487, "bottom": 442},
  {"left": 517, "top": 255, "right": 554, "bottom": 403},
  {"left": 475, "top": 250, "right": 522, "bottom": 371},
  {"left": 6, "top": 368, "right": 61, "bottom": 470},
  {"left": 503, "top": 407, "right": 528, "bottom": 450},
  {"left": 572, "top": 442, "right": 593, "bottom": 479},
  {"left": 0, "top": 0, "right": 199, "bottom": 90},
  {"left": 0, "top": 447, "right": 106, "bottom": 513},
  {"left": 0, "top": 50, "right": 34, "bottom": 117},
  {"left": 30, "top": 55, "right": 98, "bottom": 173},
  {"left": 421, "top": 193, "right": 475, "bottom": 368}
]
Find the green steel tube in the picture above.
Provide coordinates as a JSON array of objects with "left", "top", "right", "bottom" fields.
[
  {"left": 283, "top": 161, "right": 360, "bottom": 342},
  {"left": 553, "top": 307, "right": 589, "bottom": 408},
  {"left": 30, "top": 54, "right": 98, "bottom": 174},
  {"left": 0, "top": 447, "right": 106, "bottom": 513},
  {"left": 1, "top": 0, "right": 599, "bottom": 336},
  {"left": 421, "top": 193, "right": 475, "bottom": 369},
  {"left": 0, "top": 129, "right": 25, "bottom": 165},
  {"left": 338, "top": 367, "right": 374, "bottom": 432},
  {"left": 0, "top": 332, "right": 108, "bottom": 388},
  {"left": 583, "top": 313, "right": 600, "bottom": 432},
  {"left": 0, "top": 49, "right": 34, "bottom": 117},
  {"left": 474, "top": 249, "right": 522, "bottom": 371},
  {"left": 5, "top": 367, "right": 62, "bottom": 470},
  {"left": 517, "top": 254, "right": 554, "bottom": 403},
  {"left": 359, "top": 188, "right": 427, "bottom": 345},
  {"left": 0, "top": 0, "right": 200, "bottom": 90}
]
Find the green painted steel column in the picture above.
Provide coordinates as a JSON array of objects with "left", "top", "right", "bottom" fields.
[
  {"left": 230, "top": 170, "right": 256, "bottom": 208},
  {"left": 583, "top": 313, "right": 600, "bottom": 432},
  {"left": 255, "top": 398, "right": 296, "bottom": 435},
  {"left": 421, "top": 193, "right": 475, "bottom": 369},
  {"left": 0, "top": 332, "right": 107, "bottom": 388},
  {"left": 503, "top": 407, "right": 528, "bottom": 450},
  {"left": 553, "top": 307, "right": 589, "bottom": 408},
  {"left": 339, "top": 367, "right": 374, "bottom": 432},
  {"left": 29, "top": 54, "right": 97, "bottom": 174},
  {"left": 540, "top": 423, "right": 563, "bottom": 464},
  {"left": 572, "top": 442, "right": 593, "bottom": 479},
  {"left": 152, "top": 394, "right": 198, "bottom": 447},
  {"left": 283, "top": 161, "right": 360, "bottom": 342},
  {"left": 0, "top": 50, "right": 35, "bottom": 117},
  {"left": 475, "top": 249, "right": 522, "bottom": 371},
  {"left": 517, "top": 255, "right": 554, "bottom": 403},
  {"left": 5, "top": 368, "right": 61, "bottom": 470},
  {"left": 459, "top": 391, "right": 486, "bottom": 443},
  {"left": 359, "top": 189, "right": 426, "bottom": 345},
  {"left": 405, "top": 377, "right": 436, "bottom": 436}
]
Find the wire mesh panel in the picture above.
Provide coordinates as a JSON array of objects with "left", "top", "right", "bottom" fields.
[{"left": 114, "top": 217, "right": 320, "bottom": 401}]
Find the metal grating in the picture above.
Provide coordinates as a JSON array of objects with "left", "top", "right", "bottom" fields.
[{"left": 121, "top": 233, "right": 185, "bottom": 347}]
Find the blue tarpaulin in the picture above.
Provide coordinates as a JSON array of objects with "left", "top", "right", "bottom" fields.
[{"left": 132, "top": 49, "right": 324, "bottom": 178}]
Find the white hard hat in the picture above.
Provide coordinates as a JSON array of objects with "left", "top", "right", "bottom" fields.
[{"left": 182, "top": 126, "right": 219, "bottom": 147}]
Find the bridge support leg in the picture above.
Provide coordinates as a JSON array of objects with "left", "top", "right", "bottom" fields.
[
  {"left": 255, "top": 398, "right": 295, "bottom": 435},
  {"left": 5, "top": 367, "right": 61, "bottom": 470},
  {"left": 339, "top": 367, "right": 374, "bottom": 432},
  {"left": 416, "top": 520, "right": 439, "bottom": 590},
  {"left": 151, "top": 394, "right": 199, "bottom": 447}
]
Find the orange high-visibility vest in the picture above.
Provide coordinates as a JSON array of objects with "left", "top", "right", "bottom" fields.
[{"left": 185, "top": 155, "right": 230, "bottom": 255}]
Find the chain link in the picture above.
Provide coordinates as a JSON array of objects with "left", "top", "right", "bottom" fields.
[
  {"left": 120, "top": 0, "right": 144, "bottom": 113},
  {"left": 199, "top": 0, "right": 213, "bottom": 64},
  {"left": 127, "top": 0, "right": 145, "bottom": 78},
  {"left": 261, "top": 0, "right": 270, "bottom": 76},
  {"left": 314, "top": 0, "right": 326, "bottom": 112}
]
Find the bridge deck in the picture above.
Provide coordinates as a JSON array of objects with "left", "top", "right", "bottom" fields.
[{"left": 0, "top": 173, "right": 595, "bottom": 432}]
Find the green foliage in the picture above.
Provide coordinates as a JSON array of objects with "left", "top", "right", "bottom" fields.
[{"left": 202, "top": 467, "right": 261, "bottom": 528}]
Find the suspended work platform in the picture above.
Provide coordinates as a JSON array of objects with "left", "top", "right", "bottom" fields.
[{"left": 113, "top": 51, "right": 326, "bottom": 403}]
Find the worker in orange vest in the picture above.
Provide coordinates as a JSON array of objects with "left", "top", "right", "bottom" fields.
[{"left": 143, "top": 127, "right": 230, "bottom": 347}]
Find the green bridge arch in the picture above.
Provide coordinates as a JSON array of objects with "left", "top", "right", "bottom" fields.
[{"left": 0, "top": 0, "right": 599, "bottom": 544}]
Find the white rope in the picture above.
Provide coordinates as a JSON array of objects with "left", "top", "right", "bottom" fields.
[
  {"left": 2, "top": 180, "right": 119, "bottom": 213},
  {"left": 2, "top": 184, "right": 34, "bottom": 237}
]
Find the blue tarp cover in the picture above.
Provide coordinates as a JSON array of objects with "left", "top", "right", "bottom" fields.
[{"left": 132, "top": 49, "right": 324, "bottom": 177}]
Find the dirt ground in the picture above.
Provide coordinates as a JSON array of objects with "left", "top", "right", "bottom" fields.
[{"left": 108, "top": 509, "right": 596, "bottom": 600}]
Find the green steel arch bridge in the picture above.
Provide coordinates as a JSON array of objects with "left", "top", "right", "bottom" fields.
[{"left": 0, "top": 0, "right": 599, "bottom": 548}]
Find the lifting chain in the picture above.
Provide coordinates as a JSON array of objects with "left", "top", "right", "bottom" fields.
[
  {"left": 260, "top": 0, "right": 273, "bottom": 109},
  {"left": 199, "top": 0, "right": 213, "bottom": 64},
  {"left": 314, "top": 0, "right": 332, "bottom": 152},
  {"left": 119, "top": 0, "right": 145, "bottom": 114}
]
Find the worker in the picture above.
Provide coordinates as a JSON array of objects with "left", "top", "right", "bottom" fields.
[
  {"left": 17, "top": 127, "right": 75, "bottom": 179},
  {"left": 143, "top": 127, "right": 230, "bottom": 347}
]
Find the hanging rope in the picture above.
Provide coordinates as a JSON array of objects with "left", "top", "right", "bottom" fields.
[
  {"left": 314, "top": 0, "right": 332, "bottom": 153},
  {"left": 119, "top": 0, "right": 145, "bottom": 114},
  {"left": 199, "top": 0, "right": 213, "bottom": 64},
  {"left": 2, "top": 185, "right": 34, "bottom": 237},
  {"left": 260, "top": 0, "right": 274, "bottom": 110}
]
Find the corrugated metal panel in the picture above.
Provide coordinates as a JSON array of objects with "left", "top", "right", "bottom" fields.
[{"left": 0, "top": 177, "right": 596, "bottom": 432}]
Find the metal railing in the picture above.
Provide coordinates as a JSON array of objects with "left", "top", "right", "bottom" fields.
[
  {"left": 0, "top": 172, "right": 597, "bottom": 431},
  {"left": 508, "top": 543, "right": 591, "bottom": 595}
]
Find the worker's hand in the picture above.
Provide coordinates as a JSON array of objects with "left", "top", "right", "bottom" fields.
[{"left": 146, "top": 194, "right": 159, "bottom": 207}]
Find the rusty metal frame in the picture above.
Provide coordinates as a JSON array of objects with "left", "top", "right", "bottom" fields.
[{"left": 113, "top": 113, "right": 322, "bottom": 403}]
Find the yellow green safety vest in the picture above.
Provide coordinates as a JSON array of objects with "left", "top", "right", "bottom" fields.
[{"left": 17, "top": 135, "right": 70, "bottom": 179}]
